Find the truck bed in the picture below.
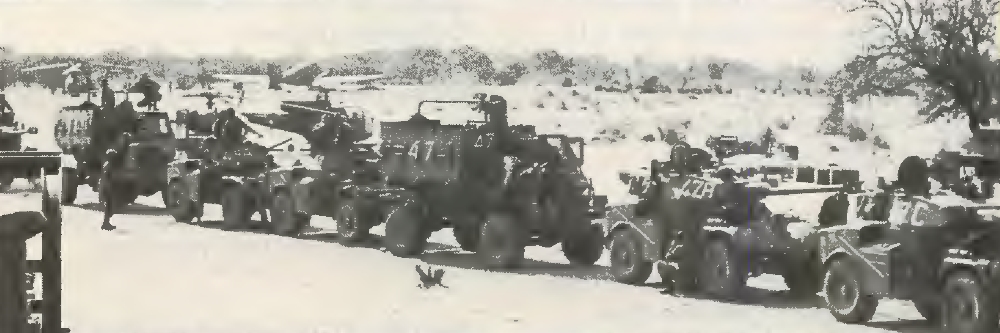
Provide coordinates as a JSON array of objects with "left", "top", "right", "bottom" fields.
[{"left": 0, "top": 151, "right": 62, "bottom": 175}]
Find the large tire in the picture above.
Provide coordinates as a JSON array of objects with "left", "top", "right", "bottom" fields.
[
  {"left": 165, "top": 180, "right": 196, "bottom": 223},
  {"left": 823, "top": 259, "right": 879, "bottom": 323},
  {"left": 453, "top": 223, "right": 480, "bottom": 252},
  {"left": 384, "top": 203, "right": 428, "bottom": 257},
  {"left": 477, "top": 212, "right": 526, "bottom": 270},
  {"left": 700, "top": 238, "right": 746, "bottom": 300},
  {"left": 609, "top": 229, "right": 652, "bottom": 285},
  {"left": 336, "top": 200, "right": 369, "bottom": 243},
  {"left": 272, "top": 190, "right": 309, "bottom": 236},
  {"left": 941, "top": 271, "right": 999, "bottom": 333},
  {"left": 61, "top": 167, "right": 78, "bottom": 205},
  {"left": 561, "top": 224, "right": 605, "bottom": 266},
  {"left": 915, "top": 299, "right": 941, "bottom": 324},
  {"left": 0, "top": 172, "right": 13, "bottom": 192},
  {"left": 220, "top": 185, "right": 251, "bottom": 229}
]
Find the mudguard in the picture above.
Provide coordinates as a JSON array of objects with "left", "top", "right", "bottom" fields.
[
  {"left": 942, "top": 248, "right": 996, "bottom": 287},
  {"left": 817, "top": 225, "right": 894, "bottom": 295},
  {"left": 608, "top": 219, "right": 660, "bottom": 262}
]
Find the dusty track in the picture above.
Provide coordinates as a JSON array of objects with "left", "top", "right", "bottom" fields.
[{"left": 3, "top": 186, "right": 933, "bottom": 333}]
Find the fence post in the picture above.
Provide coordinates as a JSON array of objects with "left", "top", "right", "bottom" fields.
[
  {"left": 40, "top": 168, "right": 62, "bottom": 333},
  {"left": 0, "top": 211, "right": 47, "bottom": 333}
]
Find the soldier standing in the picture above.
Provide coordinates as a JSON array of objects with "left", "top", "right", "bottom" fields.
[
  {"left": 98, "top": 132, "right": 136, "bottom": 231},
  {"left": 100, "top": 79, "right": 115, "bottom": 110}
]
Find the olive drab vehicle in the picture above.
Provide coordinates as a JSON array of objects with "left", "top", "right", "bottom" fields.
[
  {"left": 377, "top": 96, "right": 607, "bottom": 270},
  {"left": 604, "top": 138, "right": 857, "bottom": 291},
  {"left": 0, "top": 99, "right": 41, "bottom": 191},
  {"left": 706, "top": 134, "right": 800, "bottom": 161},
  {"left": 164, "top": 94, "right": 277, "bottom": 228},
  {"left": 816, "top": 155, "right": 1000, "bottom": 333},
  {"left": 55, "top": 90, "right": 177, "bottom": 206},
  {"left": 168, "top": 93, "right": 385, "bottom": 233}
]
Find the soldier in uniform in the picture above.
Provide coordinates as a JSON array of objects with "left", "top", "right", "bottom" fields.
[
  {"left": 714, "top": 168, "right": 750, "bottom": 226},
  {"left": 100, "top": 79, "right": 115, "bottom": 110},
  {"left": 135, "top": 73, "right": 162, "bottom": 111},
  {"left": 98, "top": 132, "right": 136, "bottom": 231},
  {"left": 0, "top": 94, "right": 13, "bottom": 126},
  {"left": 213, "top": 108, "right": 259, "bottom": 152}
]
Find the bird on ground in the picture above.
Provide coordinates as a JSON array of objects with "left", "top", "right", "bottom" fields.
[{"left": 415, "top": 264, "right": 447, "bottom": 289}]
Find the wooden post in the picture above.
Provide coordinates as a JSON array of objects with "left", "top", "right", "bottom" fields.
[{"left": 40, "top": 166, "right": 61, "bottom": 333}]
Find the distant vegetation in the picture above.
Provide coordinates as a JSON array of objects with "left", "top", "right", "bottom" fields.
[{"left": 0, "top": 45, "right": 828, "bottom": 96}]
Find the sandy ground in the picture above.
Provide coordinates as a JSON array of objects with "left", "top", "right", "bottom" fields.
[{"left": 0, "top": 183, "right": 928, "bottom": 333}]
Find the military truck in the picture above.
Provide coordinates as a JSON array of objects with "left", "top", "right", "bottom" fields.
[
  {"left": 54, "top": 98, "right": 177, "bottom": 206},
  {"left": 0, "top": 111, "right": 40, "bottom": 191},
  {"left": 377, "top": 97, "right": 607, "bottom": 269},
  {"left": 817, "top": 155, "right": 1000, "bottom": 333},
  {"left": 707, "top": 134, "right": 799, "bottom": 161}
]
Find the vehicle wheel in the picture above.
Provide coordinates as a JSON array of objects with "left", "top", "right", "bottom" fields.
[
  {"left": 942, "top": 271, "right": 999, "bottom": 333},
  {"left": 823, "top": 259, "right": 878, "bottom": 323},
  {"left": 609, "top": 229, "right": 652, "bottom": 285},
  {"left": 220, "top": 185, "right": 251, "bottom": 229},
  {"left": 477, "top": 212, "right": 526, "bottom": 270},
  {"left": 561, "top": 224, "right": 605, "bottom": 266},
  {"left": 384, "top": 202, "right": 428, "bottom": 257},
  {"left": 165, "top": 181, "right": 196, "bottom": 223},
  {"left": 915, "top": 299, "right": 941, "bottom": 324},
  {"left": 0, "top": 172, "right": 13, "bottom": 192},
  {"left": 453, "top": 223, "right": 480, "bottom": 252},
  {"left": 272, "top": 190, "right": 309, "bottom": 236},
  {"left": 336, "top": 200, "right": 369, "bottom": 243},
  {"left": 700, "top": 238, "right": 746, "bottom": 300},
  {"left": 61, "top": 167, "right": 78, "bottom": 205}
]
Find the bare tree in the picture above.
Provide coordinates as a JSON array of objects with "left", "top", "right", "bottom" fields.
[{"left": 847, "top": 0, "right": 1000, "bottom": 131}]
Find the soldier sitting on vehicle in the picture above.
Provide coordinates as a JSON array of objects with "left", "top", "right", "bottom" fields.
[
  {"left": 714, "top": 168, "right": 752, "bottom": 226},
  {"left": 0, "top": 93, "right": 14, "bottom": 126},
  {"left": 213, "top": 108, "right": 259, "bottom": 151},
  {"left": 134, "top": 73, "right": 162, "bottom": 111}
]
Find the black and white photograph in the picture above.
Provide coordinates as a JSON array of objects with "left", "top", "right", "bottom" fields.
[{"left": 2, "top": 0, "right": 1000, "bottom": 332}]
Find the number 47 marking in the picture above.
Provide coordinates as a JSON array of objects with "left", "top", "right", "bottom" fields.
[{"left": 408, "top": 141, "right": 437, "bottom": 161}]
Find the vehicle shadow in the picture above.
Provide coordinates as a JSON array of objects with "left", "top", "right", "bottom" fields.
[
  {"left": 418, "top": 248, "right": 614, "bottom": 281},
  {"left": 296, "top": 231, "right": 614, "bottom": 280},
  {"left": 190, "top": 219, "right": 277, "bottom": 235},
  {"left": 75, "top": 202, "right": 166, "bottom": 216},
  {"left": 863, "top": 319, "right": 936, "bottom": 333},
  {"left": 666, "top": 287, "right": 821, "bottom": 310}
]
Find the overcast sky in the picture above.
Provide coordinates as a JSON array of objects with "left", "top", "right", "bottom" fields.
[{"left": 0, "top": 0, "right": 865, "bottom": 70}]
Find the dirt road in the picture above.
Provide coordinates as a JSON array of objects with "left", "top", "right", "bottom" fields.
[{"left": 4, "top": 187, "right": 933, "bottom": 333}]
